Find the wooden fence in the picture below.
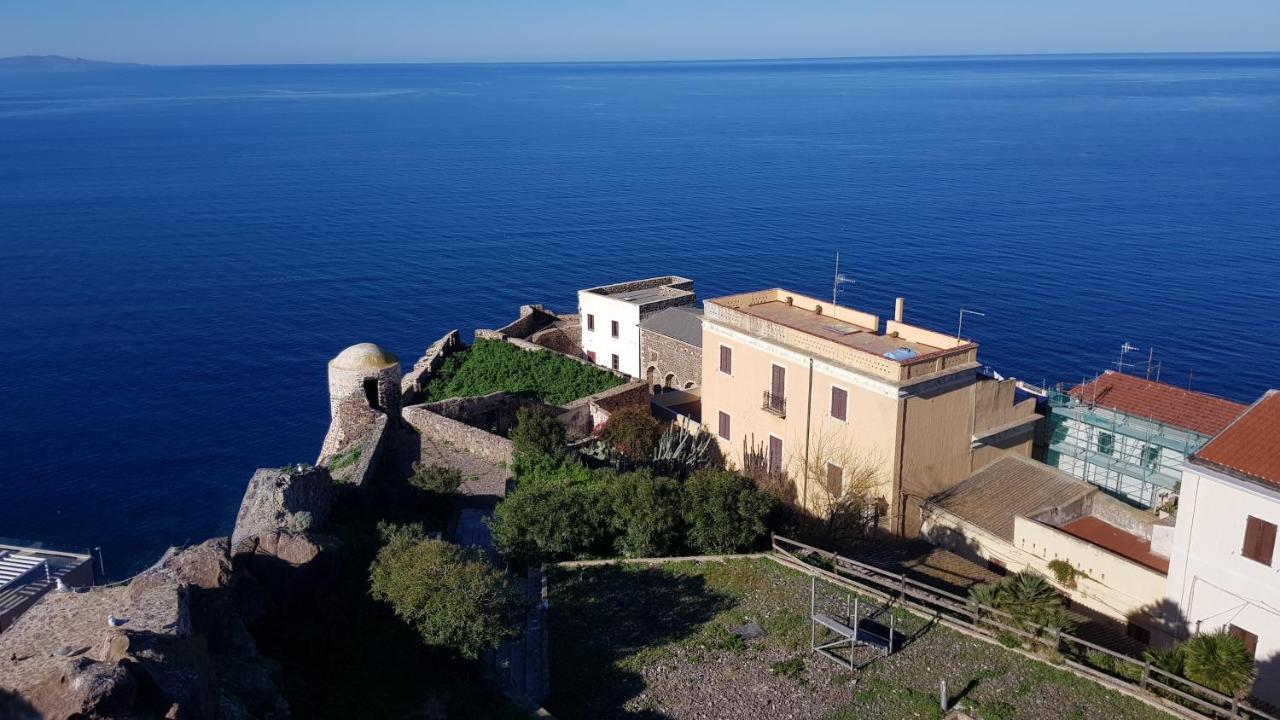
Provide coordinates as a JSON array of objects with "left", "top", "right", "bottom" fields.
[{"left": 770, "top": 534, "right": 1277, "bottom": 720}]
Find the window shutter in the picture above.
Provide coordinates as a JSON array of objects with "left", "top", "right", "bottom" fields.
[
  {"left": 1243, "top": 516, "right": 1277, "bottom": 565},
  {"left": 1228, "top": 625, "right": 1259, "bottom": 658},
  {"left": 831, "top": 387, "right": 847, "bottom": 421},
  {"left": 768, "top": 436, "right": 783, "bottom": 475},
  {"left": 718, "top": 411, "right": 730, "bottom": 441},
  {"left": 720, "top": 345, "right": 732, "bottom": 374},
  {"left": 826, "top": 462, "right": 843, "bottom": 496}
]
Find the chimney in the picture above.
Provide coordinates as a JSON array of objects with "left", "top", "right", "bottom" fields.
[{"left": 894, "top": 297, "right": 905, "bottom": 323}]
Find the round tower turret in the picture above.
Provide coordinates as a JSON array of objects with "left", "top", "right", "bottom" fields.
[{"left": 328, "top": 343, "right": 401, "bottom": 420}]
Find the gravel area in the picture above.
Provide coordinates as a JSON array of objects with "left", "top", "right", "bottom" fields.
[{"left": 546, "top": 557, "right": 1176, "bottom": 720}]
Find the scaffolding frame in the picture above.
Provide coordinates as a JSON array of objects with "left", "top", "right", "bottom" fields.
[
  {"left": 1045, "top": 389, "right": 1210, "bottom": 507},
  {"left": 809, "top": 576, "right": 896, "bottom": 671}
]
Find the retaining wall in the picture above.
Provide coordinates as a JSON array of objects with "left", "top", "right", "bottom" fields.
[{"left": 403, "top": 404, "right": 516, "bottom": 468}]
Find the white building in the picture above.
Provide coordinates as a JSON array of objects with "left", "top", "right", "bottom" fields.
[
  {"left": 1166, "top": 389, "right": 1280, "bottom": 706},
  {"left": 577, "top": 276, "right": 695, "bottom": 377}
]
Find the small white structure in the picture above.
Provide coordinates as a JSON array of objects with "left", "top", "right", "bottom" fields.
[
  {"left": 577, "top": 276, "right": 694, "bottom": 377},
  {"left": 328, "top": 342, "right": 401, "bottom": 419},
  {"left": 1165, "top": 389, "right": 1280, "bottom": 706}
]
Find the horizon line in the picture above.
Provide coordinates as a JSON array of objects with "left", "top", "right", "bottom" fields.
[{"left": 10, "top": 49, "right": 1280, "bottom": 69}]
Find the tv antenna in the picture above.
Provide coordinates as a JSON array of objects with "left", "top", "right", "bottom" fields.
[
  {"left": 955, "top": 307, "right": 985, "bottom": 341},
  {"left": 1116, "top": 342, "right": 1140, "bottom": 373},
  {"left": 832, "top": 252, "right": 855, "bottom": 305}
]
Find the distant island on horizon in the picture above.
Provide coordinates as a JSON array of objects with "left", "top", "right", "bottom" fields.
[{"left": 0, "top": 54, "right": 144, "bottom": 71}]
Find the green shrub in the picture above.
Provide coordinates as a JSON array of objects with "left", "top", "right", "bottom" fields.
[
  {"left": 286, "top": 511, "right": 314, "bottom": 533},
  {"left": 650, "top": 423, "right": 715, "bottom": 477},
  {"left": 968, "top": 571, "right": 1073, "bottom": 636},
  {"left": 607, "top": 473, "right": 684, "bottom": 558},
  {"left": 1143, "top": 643, "right": 1186, "bottom": 676},
  {"left": 408, "top": 463, "right": 464, "bottom": 495},
  {"left": 1047, "top": 558, "right": 1080, "bottom": 588},
  {"left": 600, "top": 405, "right": 662, "bottom": 461},
  {"left": 1182, "top": 632, "right": 1255, "bottom": 696},
  {"left": 489, "top": 479, "right": 613, "bottom": 564},
  {"left": 510, "top": 405, "right": 567, "bottom": 458},
  {"left": 368, "top": 523, "right": 523, "bottom": 660},
  {"left": 423, "top": 340, "right": 622, "bottom": 405},
  {"left": 681, "top": 469, "right": 773, "bottom": 554}
]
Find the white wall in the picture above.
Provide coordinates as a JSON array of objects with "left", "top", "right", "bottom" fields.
[
  {"left": 1166, "top": 464, "right": 1280, "bottom": 705},
  {"left": 578, "top": 291, "right": 642, "bottom": 376}
]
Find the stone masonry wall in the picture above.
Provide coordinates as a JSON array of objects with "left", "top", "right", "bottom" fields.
[
  {"left": 402, "top": 404, "right": 516, "bottom": 468},
  {"left": 640, "top": 328, "right": 702, "bottom": 390},
  {"left": 400, "top": 329, "right": 463, "bottom": 403}
]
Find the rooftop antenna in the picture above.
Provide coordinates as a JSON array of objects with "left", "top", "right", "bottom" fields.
[
  {"left": 955, "top": 307, "right": 985, "bottom": 342},
  {"left": 1116, "top": 342, "right": 1140, "bottom": 373},
  {"left": 832, "top": 252, "right": 855, "bottom": 306}
]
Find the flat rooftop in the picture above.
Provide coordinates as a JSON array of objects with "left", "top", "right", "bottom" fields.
[
  {"left": 1059, "top": 516, "right": 1170, "bottom": 574},
  {"left": 741, "top": 300, "right": 941, "bottom": 358},
  {"left": 582, "top": 276, "right": 695, "bottom": 307}
]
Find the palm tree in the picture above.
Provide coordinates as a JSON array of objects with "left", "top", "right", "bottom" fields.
[{"left": 1182, "top": 632, "right": 1255, "bottom": 697}]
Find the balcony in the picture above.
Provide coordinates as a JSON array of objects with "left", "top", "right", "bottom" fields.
[{"left": 762, "top": 391, "right": 787, "bottom": 417}]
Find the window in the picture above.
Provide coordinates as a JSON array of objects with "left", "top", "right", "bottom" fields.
[
  {"left": 586, "top": 350, "right": 596, "bottom": 363},
  {"left": 717, "top": 411, "right": 731, "bottom": 441},
  {"left": 830, "top": 386, "right": 848, "bottom": 421},
  {"left": 587, "top": 314, "right": 595, "bottom": 332},
  {"left": 1143, "top": 445, "right": 1161, "bottom": 469},
  {"left": 1126, "top": 622, "right": 1152, "bottom": 645},
  {"left": 719, "top": 345, "right": 732, "bottom": 375},
  {"left": 610, "top": 354, "right": 620, "bottom": 371},
  {"left": 1098, "top": 432, "right": 1115, "bottom": 456},
  {"left": 826, "top": 462, "right": 843, "bottom": 496},
  {"left": 768, "top": 435, "right": 783, "bottom": 476},
  {"left": 611, "top": 320, "right": 619, "bottom": 338},
  {"left": 1242, "top": 516, "right": 1277, "bottom": 566},
  {"left": 1228, "top": 625, "right": 1259, "bottom": 658}
]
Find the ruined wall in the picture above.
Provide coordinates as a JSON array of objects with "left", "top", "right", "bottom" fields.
[
  {"left": 403, "top": 404, "right": 516, "bottom": 468},
  {"left": 400, "top": 329, "right": 463, "bottom": 403},
  {"left": 317, "top": 391, "right": 391, "bottom": 485},
  {"left": 640, "top": 328, "right": 702, "bottom": 390}
]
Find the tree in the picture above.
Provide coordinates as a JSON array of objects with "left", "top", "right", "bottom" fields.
[
  {"left": 600, "top": 405, "right": 662, "bottom": 462},
  {"left": 489, "top": 479, "right": 612, "bottom": 564},
  {"left": 791, "top": 431, "right": 887, "bottom": 547},
  {"left": 510, "top": 405, "right": 567, "bottom": 459},
  {"left": 608, "top": 473, "right": 683, "bottom": 557},
  {"left": 968, "top": 570, "right": 1073, "bottom": 635},
  {"left": 681, "top": 469, "right": 773, "bottom": 554},
  {"left": 368, "top": 523, "right": 523, "bottom": 660},
  {"left": 1182, "top": 632, "right": 1256, "bottom": 696}
]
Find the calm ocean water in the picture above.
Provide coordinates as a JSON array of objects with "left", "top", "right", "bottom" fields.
[{"left": 1, "top": 54, "right": 1278, "bottom": 577}]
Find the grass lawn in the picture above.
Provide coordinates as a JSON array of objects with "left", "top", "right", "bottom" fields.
[
  {"left": 546, "top": 558, "right": 1176, "bottom": 720},
  {"left": 423, "top": 339, "right": 623, "bottom": 405}
]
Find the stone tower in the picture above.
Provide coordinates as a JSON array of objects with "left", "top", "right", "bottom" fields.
[{"left": 328, "top": 342, "right": 402, "bottom": 420}]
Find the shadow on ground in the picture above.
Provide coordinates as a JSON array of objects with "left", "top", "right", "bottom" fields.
[{"left": 546, "top": 565, "right": 737, "bottom": 720}]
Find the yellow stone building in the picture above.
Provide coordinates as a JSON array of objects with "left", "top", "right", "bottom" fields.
[{"left": 700, "top": 288, "right": 1039, "bottom": 536}]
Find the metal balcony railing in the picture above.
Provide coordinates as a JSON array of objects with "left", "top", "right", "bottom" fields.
[{"left": 762, "top": 391, "right": 786, "bottom": 417}]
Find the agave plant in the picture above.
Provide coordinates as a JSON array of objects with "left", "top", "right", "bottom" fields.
[
  {"left": 650, "top": 423, "right": 714, "bottom": 477},
  {"left": 1182, "top": 632, "right": 1256, "bottom": 696}
]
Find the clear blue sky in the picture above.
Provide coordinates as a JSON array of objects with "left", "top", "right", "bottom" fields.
[{"left": 2, "top": 0, "right": 1278, "bottom": 65}]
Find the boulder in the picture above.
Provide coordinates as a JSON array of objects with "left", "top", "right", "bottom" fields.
[
  {"left": 233, "top": 531, "right": 342, "bottom": 605},
  {"left": 24, "top": 658, "right": 137, "bottom": 719},
  {"left": 231, "top": 467, "right": 334, "bottom": 548}
]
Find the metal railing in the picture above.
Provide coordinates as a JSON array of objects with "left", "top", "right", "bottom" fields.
[
  {"left": 769, "top": 534, "right": 1278, "bottom": 720},
  {"left": 762, "top": 391, "right": 786, "bottom": 417}
]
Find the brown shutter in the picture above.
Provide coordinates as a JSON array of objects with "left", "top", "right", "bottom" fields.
[
  {"left": 771, "top": 364, "right": 785, "bottom": 397},
  {"left": 831, "top": 386, "right": 847, "bottom": 421},
  {"left": 720, "top": 345, "right": 732, "bottom": 374},
  {"left": 826, "top": 462, "right": 843, "bottom": 496},
  {"left": 1243, "top": 517, "right": 1277, "bottom": 565},
  {"left": 1228, "top": 625, "right": 1259, "bottom": 658},
  {"left": 768, "top": 436, "right": 783, "bottom": 475},
  {"left": 718, "top": 411, "right": 730, "bottom": 441},
  {"left": 587, "top": 314, "right": 594, "bottom": 331},
  {"left": 611, "top": 320, "right": 619, "bottom": 338}
]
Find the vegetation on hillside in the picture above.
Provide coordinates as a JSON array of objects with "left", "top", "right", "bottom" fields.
[
  {"left": 489, "top": 408, "right": 771, "bottom": 565},
  {"left": 423, "top": 339, "right": 623, "bottom": 405}
]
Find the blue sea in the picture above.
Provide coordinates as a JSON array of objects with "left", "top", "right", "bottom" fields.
[{"left": 2, "top": 54, "right": 1278, "bottom": 578}]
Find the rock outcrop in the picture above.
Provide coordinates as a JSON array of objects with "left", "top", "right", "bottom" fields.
[{"left": 0, "top": 539, "right": 289, "bottom": 720}]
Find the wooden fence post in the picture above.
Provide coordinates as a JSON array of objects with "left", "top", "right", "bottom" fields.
[{"left": 1140, "top": 660, "right": 1150, "bottom": 690}]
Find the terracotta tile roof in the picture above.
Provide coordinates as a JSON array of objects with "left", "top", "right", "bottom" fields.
[
  {"left": 1068, "top": 370, "right": 1246, "bottom": 437},
  {"left": 925, "top": 455, "right": 1095, "bottom": 541},
  {"left": 1191, "top": 390, "right": 1280, "bottom": 490}
]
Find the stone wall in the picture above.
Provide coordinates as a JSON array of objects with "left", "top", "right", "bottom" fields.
[
  {"left": 559, "top": 380, "right": 649, "bottom": 435},
  {"left": 403, "top": 404, "right": 516, "bottom": 468},
  {"left": 317, "top": 391, "right": 391, "bottom": 485},
  {"left": 479, "top": 306, "right": 585, "bottom": 358},
  {"left": 400, "top": 329, "right": 463, "bottom": 403},
  {"left": 640, "top": 328, "right": 702, "bottom": 391},
  {"left": 425, "top": 391, "right": 541, "bottom": 436}
]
